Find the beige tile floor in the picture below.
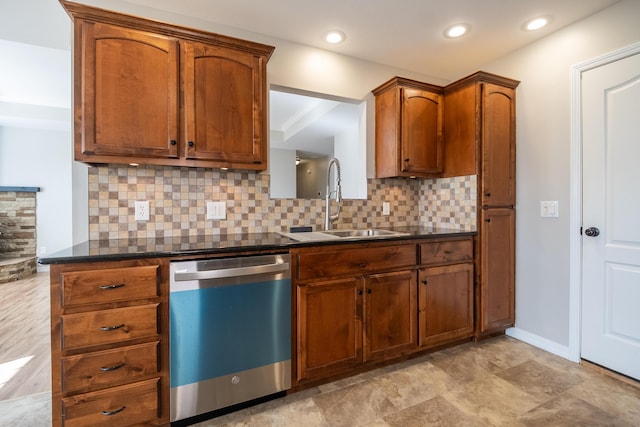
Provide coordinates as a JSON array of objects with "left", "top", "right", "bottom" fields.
[
  {"left": 195, "top": 336, "right": 640, "bottom": 427},
  {"left": 1, "top": 273, "right": 639, "bottom": 426}
]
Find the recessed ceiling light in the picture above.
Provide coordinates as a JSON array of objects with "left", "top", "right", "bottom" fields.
[
  {"left": 325, "top": 30, "right": 346, "bottom": 44},
  {"left": 524, "top": 16, "right": 551, "bottom": 31},
  {"left": 444, "top": 23, "right": 470, "bottom": 39}
]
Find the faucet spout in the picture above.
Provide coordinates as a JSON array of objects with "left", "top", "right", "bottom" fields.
[{"left": 325, "top": 158, "right": 342, "bottom": 230}]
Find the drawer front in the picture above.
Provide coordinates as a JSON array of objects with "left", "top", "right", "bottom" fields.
[
  {"left": 61, "top": 304, "right": 159, "bottom": 350},
  {"left": 62, "top": 342, "right": 159, "bottom": 393},
  {"left": 61, "top": 265, "right": 159, "bottom": 307},
  {"left": 296, "top": 244, "right": 416, "bottom": 281},
  {"left": 420, "top": 239, "right": 473, "bottom": 266},
  {"left": 62, "top": 378, "right": 158, "bottom": 427}
]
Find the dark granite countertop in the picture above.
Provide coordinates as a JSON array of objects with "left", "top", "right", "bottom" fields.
[{"left": 38, "top": 226, "right": 476, "bottom": 264}]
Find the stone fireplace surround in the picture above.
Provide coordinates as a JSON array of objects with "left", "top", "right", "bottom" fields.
[{"left": 0, "top": 187, "right": 39, "bottom": 283}]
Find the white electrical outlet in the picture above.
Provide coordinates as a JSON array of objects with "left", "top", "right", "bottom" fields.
[
  {"left": 135, "top": 200, "right": 150, "bottom": 221},
  {"left": 540, "top": 201, "right": 559, "bottom": 218},
  {"left": 382, "top": 202, "right": 390, "bottom": 216},
  {"left": 207, "top": 201, "right": 226, "bottom": 220}
]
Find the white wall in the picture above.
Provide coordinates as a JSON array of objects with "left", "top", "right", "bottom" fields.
[
  {"left": 334, "top": 127, "right": 365, "bottom": 199},
  {"left": 0, "top": 39, "right": 76, "bottom": 266},
  {"left": 269, "top": 148, "right": 297, "bottom": 199},
  {"left": 0, "top": 125, "right": 73, "bottom": 264},
  {"left": 479, "top": 0, "right": 640, "bottom": 349}
]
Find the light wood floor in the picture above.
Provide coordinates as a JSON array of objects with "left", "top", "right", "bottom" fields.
[{"left": 0, "top": 272, "right": 50, "bottom": 400}]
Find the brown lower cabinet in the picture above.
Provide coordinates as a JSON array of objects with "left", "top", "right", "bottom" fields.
[
  {"left": 294, "top": 242, "right": 417, "bottom": 383},
  {"left": 478, "top": 208, "right": 516, "bottom": 334},
  {"left": 50, "top": 258, "right": 169, "bottom": 427},
  {"left": 296, "top": 277, "right": 363, "bottom": 381},
  {"left": 293, "top": 237, "right": 475, "bottom": 385},
  {"left": 48, "top": 235, "right": 485, "bottom": 423},
  {"left": 418, "top": 263, "right": 474, "bottom": 347},
  {"left": 364, "top": 270, "right": 417, "bottom": 361}
]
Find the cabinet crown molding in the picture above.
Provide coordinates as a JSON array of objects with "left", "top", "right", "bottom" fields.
[
  {"left": 445, "top": 71, "right": 520, "bottom": 93},
  {"left": 372, "top": 76, "right": 444, "bottom": 96},
  {"left": 59, "top": 0, "right": 275, "bottom": 59}
]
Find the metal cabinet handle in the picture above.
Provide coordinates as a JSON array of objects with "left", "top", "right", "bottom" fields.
[
  {"left": 99, "top": 283, "right": 125, "bottom": 290},
  {"left": 100, "top": 362, "right": 126, "bottom": 372},
  {"left": 485, "top": 192, "right": 491, "bottom": 197},
  {"left": 101, "top": 406, "right": 126, "bottom": 416},
  {"left": 366, "top": 288, "right": 372, "bottom": 294},
  {"left": 170, "top": 139, "right": 177, "bottom": 146},
  {"left": 174, "top": 262, "right": 289, "bottom": 281},
  {"left": 485, "top": 218, "right": 491, "bottom": 223},
  {"left": 422, "top": 279, "right": 428, "bottom": 285},
  {"left": 188, "top": 141, "right": 194, "bottom": 147},
  {"left": 357, "top": 290, "right": 363, "bottom": 295},
  {"left": 99, "top": 324, "right": 125, "bottom": 331}
]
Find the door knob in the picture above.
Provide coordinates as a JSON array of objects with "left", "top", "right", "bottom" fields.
[{"left": 584, "top": 227, "right": 600, "bottom": 237}]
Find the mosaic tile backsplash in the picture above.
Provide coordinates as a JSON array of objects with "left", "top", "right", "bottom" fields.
[{"left": 88, "top": 165, "right": 476, "bottom": 240}]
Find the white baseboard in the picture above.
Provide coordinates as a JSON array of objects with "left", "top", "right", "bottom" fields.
[{"left": 506, "top": 327, "right": 573, "bottom": 361}]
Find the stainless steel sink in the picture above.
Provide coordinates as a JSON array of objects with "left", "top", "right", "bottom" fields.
[
  {"left": 278, "top": 228, "right": 409, "bottom": 242},
  {"left": 320, "top": 229, "right": 406, "bottom": 238}
]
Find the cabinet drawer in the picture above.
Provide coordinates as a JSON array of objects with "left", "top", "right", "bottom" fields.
[
  {"left": 62, "top": 342, "right": 159, "bottom": 393},
  {"left": 419, "top": 239, "right": 473, "bottom": 266},
  {"left": 61, "top": 265, "right": 159, "bottom": 307},
  {"left": 61, "top": 304, "right": 159, "bottom": 350},
  {"left": 62, "top": 378, "right": 158, "bottom": 427},
  {"left": 296, "top": 244, "right": 416, "bottom": 281}
]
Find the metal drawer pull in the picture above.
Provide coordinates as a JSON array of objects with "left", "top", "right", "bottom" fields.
[
  {"left": 99, "top": 324, "right": 125, "bottom": 331},
  {"left": 100, "top": 362, "right": 126, "bottom": 372},
  {"left": 99, "top": 283, "right": 125, "bottom": 290},
  {"left": 101, "top": 406, "right": 126, "bottom": 416}
]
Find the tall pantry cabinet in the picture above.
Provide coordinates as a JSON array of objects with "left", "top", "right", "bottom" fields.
[{"left": 443, "top": 72, "right": 519, "bottom": 337}]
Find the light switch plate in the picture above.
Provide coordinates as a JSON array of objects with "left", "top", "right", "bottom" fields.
[
  {"left": 540, "top": 201, "right": 559, "bottom": 218},
  {"left": 207, "top": 201, "right": 226, "bottom": 220}
]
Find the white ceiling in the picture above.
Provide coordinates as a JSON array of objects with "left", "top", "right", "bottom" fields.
[{"left": 119, "top": 0, "right": 619, "bottom": 79}]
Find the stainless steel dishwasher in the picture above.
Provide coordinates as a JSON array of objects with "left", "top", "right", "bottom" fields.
[{"left": 169, "top": 254, "right": 291, "bottom": 422}]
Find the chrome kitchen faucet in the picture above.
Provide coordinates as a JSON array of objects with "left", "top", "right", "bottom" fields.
[{"left": 324, "top": 157, "right": 342, "bottom": 230}]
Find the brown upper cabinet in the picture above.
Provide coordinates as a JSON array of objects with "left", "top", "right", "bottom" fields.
[
  {"left": 373, "top": 77, "right": 444, "bottom": 178},
  {"left": 61, "top": 1, "right": 274, "bottom": 171},
  {"left": 443, "top": 72, "right": 519, "bottom": 207}
]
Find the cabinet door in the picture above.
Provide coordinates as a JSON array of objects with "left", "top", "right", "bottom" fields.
[
  {"left": 364, "top": 270, "right": 417, "bottom": 361},
  {"left": 479, "top": 208, "right": 515, "bottom": 333},
  {"left": 296, "top": 278, "right": 362, "bottom": 382},
  {"left": 77, "top": 21, "right": 179, "bottom": 159},
  {"left": 401, "top": 88, "right": 443, "bottom": 175},
  {"left": 182, "top": 41, "right": 266, "bottom": 168},
  {"left": 418, "top": 263, "right": 474, "bottom": 348},
  {"left": 481, "top": 83, "right": 516, "bottom": 207}
]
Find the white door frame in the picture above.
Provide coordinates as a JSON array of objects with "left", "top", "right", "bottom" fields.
[{"left": 568, "top": 41, "right": 640, "bottom": 363}]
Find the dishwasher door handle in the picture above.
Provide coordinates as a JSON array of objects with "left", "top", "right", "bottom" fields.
[{"left": 173, "top": 262, "right": 290, "bottom": 282}]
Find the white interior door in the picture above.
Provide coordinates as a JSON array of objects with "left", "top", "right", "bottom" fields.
[{"left": 581, "top": 52, "right": 640, "bottom": 380}]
